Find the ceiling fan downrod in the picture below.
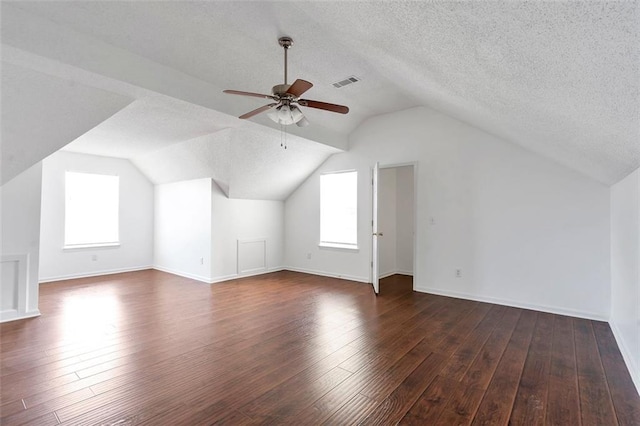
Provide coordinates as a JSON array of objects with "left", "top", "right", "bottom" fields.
[{"left": 279, "top": 36, "right": 293, "bottom": 86}]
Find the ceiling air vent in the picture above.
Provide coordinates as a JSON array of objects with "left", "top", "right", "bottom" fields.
[{"left": 332, "top": 75, "right": 361, "bottom": 88}]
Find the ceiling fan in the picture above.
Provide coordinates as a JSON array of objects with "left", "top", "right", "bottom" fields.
[{"left": 223, "top": 36, "right": 349, "bottom": 127}]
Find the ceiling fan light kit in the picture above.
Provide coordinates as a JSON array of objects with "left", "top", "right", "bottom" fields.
[
  {"left": 267, "top": 104, "right": 304, "bottom": 125},
  {"left": 223, "top": 36, "right": 349, "bottom": 127}
]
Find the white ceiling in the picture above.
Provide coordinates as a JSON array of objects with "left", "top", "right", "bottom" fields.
[
  {"left": 1, "top": 62, "right": 133, "bottom": 184},
  {"left": 2, "top": 1, "right": 638, "bottom": 187},
  {"left": 63, "top": 99, "right": 226, "bottom": 159},
  {"left": 60, "top": 97, "right": 338, "bottom": 200},
  {"left": 132, "top": 127, "right": 338, "bottom": 200}
]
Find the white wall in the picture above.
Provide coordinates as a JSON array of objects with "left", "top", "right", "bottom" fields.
[
  {"left": 285, "top": 161, "right": 372, "bottom": 282},
  {"left": 610, "top": 167, "right": 640, "bottom": 392},
  {"left": 1, "top": 163, "right": 43, "bottom": 321},
  {"left": 285, "top": 106, "right": 611, "bottom": 319},
  {"left": 154, "top": 179, "right": 284, "bottom": 283},
  {"left": 154, "top": 178, "right": 212, "bottom": 282},
  {"left": 378, "top": 168, "right": 397, "bottom": 278},
  {"left": 39, "top": 151, "right": 154, "bottom": 281},
  {"left": 396, "top": 165, "right": 415, "bottom": 275},
  {"left": 211, "top": 182, "right": 283, "bottom": 282}
]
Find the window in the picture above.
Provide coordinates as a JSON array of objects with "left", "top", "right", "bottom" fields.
[
  {"left": 320, "top": 171, "right": 358, "bottom": 249},
  {"left": 64, "top": 171, "right": 119, "bottom": 248}
]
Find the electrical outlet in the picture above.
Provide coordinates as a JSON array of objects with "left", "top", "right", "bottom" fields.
[
  {"left": 455, "top": 269, "right": 462, "bottom": 278},
  {"left": 306, "top": 253, "right": 312, "bottom": 260},
  {"left": 200, "top": 257, "right": 204, "bottom": 265},
  {"left": 91, "top": 255, "right": 98, "bottom": 261}
]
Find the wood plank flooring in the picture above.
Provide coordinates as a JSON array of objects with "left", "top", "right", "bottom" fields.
[{"left": 1, "top": 270, "right": 639, "bottom": 425}]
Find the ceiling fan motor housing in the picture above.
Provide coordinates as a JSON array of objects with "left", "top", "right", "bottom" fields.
[{"left": 272, "top": 84, "right": 292, "bottom": 97}]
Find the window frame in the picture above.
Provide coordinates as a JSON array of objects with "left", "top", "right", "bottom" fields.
[
  {"left": 318, "top": 169, "right": 359, "bottom": 251},
  {"left": 63, "top": 171, "right": 121, "bottom": 250}
]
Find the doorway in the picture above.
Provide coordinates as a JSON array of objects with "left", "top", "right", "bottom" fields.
[{"left": 376, "top": 164, "right": 415, "bottom": 295}]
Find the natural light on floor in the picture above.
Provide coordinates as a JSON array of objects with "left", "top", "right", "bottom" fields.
[{"left": 61, "top": 292, "right": 121, "bottom": 346}]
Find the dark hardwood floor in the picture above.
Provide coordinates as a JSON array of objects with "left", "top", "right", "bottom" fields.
[{"left": 1, "top": 270, "right": 638, "bottom": 425}]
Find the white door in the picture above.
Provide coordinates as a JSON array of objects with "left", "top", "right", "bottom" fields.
[{"left": 371, "top": 162, "right": 380, "bottom": 294}]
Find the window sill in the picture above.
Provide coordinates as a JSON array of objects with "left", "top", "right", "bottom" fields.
[
  {"left": 319, "top": 243, "right": 359, "bottom": 252},
  {"left": 63, "top": 243, "right": 120, "bottom": 251}
]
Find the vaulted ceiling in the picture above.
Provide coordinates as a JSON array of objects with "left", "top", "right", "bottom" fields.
[{"left": 2, "top": 1, "right": 638, "bottom": 195}]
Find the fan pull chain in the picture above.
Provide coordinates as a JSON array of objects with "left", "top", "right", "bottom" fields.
[{"left": 280, "top": 124, "right": 288, "bottom": 149}]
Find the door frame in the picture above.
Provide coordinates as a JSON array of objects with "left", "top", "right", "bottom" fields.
[{"left": 371, "top": 161, "right": 418, "bottom": 292}]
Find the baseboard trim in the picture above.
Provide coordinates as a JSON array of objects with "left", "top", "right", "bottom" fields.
[
  {"left": 0, "top": 309, "right": 40, "bottom": 323},
  {"left": 152, "top": 266, "right": 212, "bottom": 283},
  {"left": 609, "top": 321, "right": 640, "bottom": 395},
  {"left": 40, "top": 266, "right": 153, "bottom": 283},
  {"left": 153, "top": 266, "right": 285, "bottom": 284},
  {"left": 284, "top": 266, "right": 369, "bottom": 283},
  {"left": 210, "top": 267, "right": 285, "bottom": 284},
  {"left": 379, "top": 271, "right": 396, "bottom": 279},
  {"left": 209, "top": 273, "right": 239, "bottom": 284},
  {"left": 415, "top": 285, "right": 609, "bottom": 322},
  {"left": 380, "top": 270, "right": 414, "bottom": 279}
]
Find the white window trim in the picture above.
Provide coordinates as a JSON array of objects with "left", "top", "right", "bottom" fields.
[
  {"left": 318, "top": 242, "right": 359, "bottom": 251},
  {"left": 319, "top": 169, "right": 358, "bottom": 249},
  {"left": 64, "top": 171, "right": 120, "bottom": 248},
  {"left": 63, "top": 242, "right": 121, "bottom": 251}
]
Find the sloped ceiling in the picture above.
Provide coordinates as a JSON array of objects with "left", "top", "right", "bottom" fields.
[
  {"left": 2, "top": 1, "right": 639, "bottom": 186},
  {"left": 63, "top": 99, "right": 226, "bottom": 159},
  {"left": 60, "top": 97, "right": 338, "bottom": 200},
  {"left": 1, "top": 62, "right": 133, "bottom": 184},
  {"left": 132, "top": 128, "right": 338, "bottom": 200}
]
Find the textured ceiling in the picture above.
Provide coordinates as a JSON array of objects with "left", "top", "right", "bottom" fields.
[
  {"left": 132, "top": 128, "right": 338, "bottom": 200},
  {"left": 62, "top": 97, "right": 338, "bottom": 200},
  {"left": 63, "top": 99, "right": 225, "bottom": 159},
  {"left": 1, "top": 62, "right": 133, "bottom": 184},
  {"left": 2, "top": 1, "right": 639, "bottom": 186}
]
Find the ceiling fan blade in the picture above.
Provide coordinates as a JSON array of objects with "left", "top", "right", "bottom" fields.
[
  {"left": 239, "top": 103, "right": 277, "bottom": 119},
  {"left": 286, "top": 79, "right": 313, "bottom": 97},
  {"left": 224, "top": 90, "right": 275, "bottom": 100},
  {"left": 298, "top": 99, "right": 349, "bottom": 114}
]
